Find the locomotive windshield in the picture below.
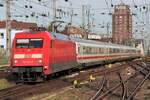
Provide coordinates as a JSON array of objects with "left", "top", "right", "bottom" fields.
[{"left": 16, "top": 38, "right": 43, "bottom": 48}]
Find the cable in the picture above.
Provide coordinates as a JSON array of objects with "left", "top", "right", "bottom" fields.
[
  {"left": 25, "top": 0, "right": 80, "bottom": 10},
  {"left": 12, "top": 2, "right": 50, "bottom": 18},
  {"left": 24, "top": 0, "right": 52, "bottom": 9},
  {"left": 118, "top": 0, "right": 124, "bottom": 4},
  {"left": 11, "top": 3, "right": 52, "bottom": 26}
]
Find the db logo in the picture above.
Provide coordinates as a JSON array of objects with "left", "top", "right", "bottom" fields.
[{"left": 25, "top": 54, "right": 32, "bottom": 58}]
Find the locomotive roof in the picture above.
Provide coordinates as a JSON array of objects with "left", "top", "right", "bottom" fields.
[
  {"left": 50, "top": 32, "right": 71, "bottom": 41},
  {"left": 15, "top": 31, "right": 140, "bottom": 50}
]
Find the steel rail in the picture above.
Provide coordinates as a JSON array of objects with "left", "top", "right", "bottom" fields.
[
  {"left": 63, "top": 62, "right": 128, "bottom": 83},
  {"left": 0, "top": 82, "right": 47, "bottom": 99},
  {"left": 117, "top": 72, "right": 126, "bottom": 100},
  {"left": 134, "top": 62, "right": 150, "bottom": 71},
  {"left": 95, "top": 72, "right": 138, "bottom": 100},
  {"left": 90, "top": 61, "right": 141, "bottom": 100},
  {"left": 0, "top": 84, "right": 27, "bottom": 99},
  {"left": 127, "top": 63, "right": 150, "bottom": 80},
  {"left": 127, "top": 71, "right": 150, "bottom": 100},
  {"left": 90, "top": 73, "right": 106, "bottom": 100},
  {"left": 0, "top": 84, "right": 23, "bottom": 93}
]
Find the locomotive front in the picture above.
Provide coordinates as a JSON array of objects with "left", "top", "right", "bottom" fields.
[{"left": 11, "top": 32, "right": 51, "bottom": 82}]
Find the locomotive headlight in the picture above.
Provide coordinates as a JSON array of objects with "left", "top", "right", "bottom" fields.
[
  {"left": 14, "top": 60, "right": 18, "bottom": 63},
  {"left": 38, "top": 60, "right": 42, "bottom": 63}
]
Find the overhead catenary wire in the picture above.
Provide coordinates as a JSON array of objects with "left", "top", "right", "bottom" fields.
[
  {"left": 12, "top": 2, "right": 51, "bottom": 18},
  {"left": 104, "top": 0, "right": 112, "bottom": 13}
]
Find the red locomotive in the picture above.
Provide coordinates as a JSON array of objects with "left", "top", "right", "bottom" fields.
[{"left": 11, "top": 31, "right": 142, "bottom": 82}]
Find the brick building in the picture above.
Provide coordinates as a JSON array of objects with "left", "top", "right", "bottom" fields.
[
  {"left": 112, "top": 4, "right": 132, "bottom": 44},
  {"left": 62, "top": 26, "right": 87, "bottom": 38}
]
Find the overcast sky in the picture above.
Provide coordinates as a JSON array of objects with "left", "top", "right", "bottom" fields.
[{"left": 0, "top": 0, "right": 150, "bottom": 40}]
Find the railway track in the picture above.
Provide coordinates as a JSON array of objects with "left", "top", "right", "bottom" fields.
[
  {"left": 0, "top": 65, "right": 10, "bottom": 79},
  {"left": 0, "top": 84, "right": 26, "bottom": 99},
  {"left": 90, "top": 59, "right": 150, "bottom": 100},
  {"left": 0, "top": 61, "right": 128, "bottom": 99},
  {"left": 61, "top": 61, "right": 133, "bottom": 83},
  {"left": 0, "top": 59, "right": 149, "bottom": 100},
  {"left": 0, "top": 79, "right": 72, "bottom": 100},
  {"left": 90, "top": 74, "right": 106, "bottom": 100},
  {"left": 127, "top": 61, "right": 150, "bottom": 80},
  {"left": 90, "top": 72, "right": 138, "bottom": 100}
]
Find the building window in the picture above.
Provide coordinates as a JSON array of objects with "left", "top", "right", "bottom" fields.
[
  {"left": 119, "top": 27, "right": 122, "bottom": 30},
  {"left": 119, "top": 16, "right": 122, "bottom": 18},
  {"left": 0, "top": 45, "right": 4, "bottom": 48},
  {"left": 0, "top": 33, "right": 4, "bottom": 38}
]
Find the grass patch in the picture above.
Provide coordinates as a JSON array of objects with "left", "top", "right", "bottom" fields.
[
  {"left": 0, "top": 79, "right": 15, "bottom": 90},
  {"left": 49, "top": 90, "right": 79, "bottom": 100},
  {"left": 0, "top": 57, "right": 8, "bottom": 65},
  {"left": 0, "top": 49, "right": 8, "bottom": 65},
  {"left": 44, "top": 88, "right": 89, "bottom": 100},
  {"left": 27, "top": 88, "right": 81, "bottom": 100}
]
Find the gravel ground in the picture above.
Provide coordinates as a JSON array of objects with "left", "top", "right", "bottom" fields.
[{"left": 29, "top": 65, "right": 150, "bottom": 100}]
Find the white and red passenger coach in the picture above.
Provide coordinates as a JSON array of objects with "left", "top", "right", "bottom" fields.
[{"left": 11, "top": 31, "right": 142, "bottom": 82}]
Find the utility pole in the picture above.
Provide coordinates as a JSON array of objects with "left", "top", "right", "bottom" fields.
[
  {"left": 82, "top": 5, "right": 85, "bottom": 29},
  {"left": 82, "top": 5, "right": 87, "bottom": 39},
  {"left": 52, "top": 0, "right": 57, "bottom": 32},
  {"left": 87, "top": 5, "right": 91, "bottom": 33},
  {"left": 70, "top": 10, "right": 73, "bottom": 24},
  {"left": 70, "top": 3, "right": 73, "bottom": 25},
  {"left": 5, "top": 0, "right": 11, "bottom": 58},
  {"left": 106, "top": 22, "right": 110, "bottom": 38}
]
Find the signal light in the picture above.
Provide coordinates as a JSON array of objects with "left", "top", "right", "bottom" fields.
[
  {"left": 38, "top": 60, "right": 42, "bottom": 63},
  {"left": 14, "top": 60, "right": 18, "bottom": 63}
]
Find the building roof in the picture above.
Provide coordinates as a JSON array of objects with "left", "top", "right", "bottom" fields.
[
  {"left": 62, "top": 26, "right": 87, "bottom": 35},
  {"left": 0, "top": 20, "right": 37, "bottom": 29}
]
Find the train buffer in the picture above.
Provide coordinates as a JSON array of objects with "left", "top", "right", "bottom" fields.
[
  {"left": 89, "top": 74, "right": 96, "bottom": 82},
  {"left": 73, "top": 80, "right": 80, "bottom": 88},
  {"left": 108, "top": 64, "right": 112, "bottom": 68}
]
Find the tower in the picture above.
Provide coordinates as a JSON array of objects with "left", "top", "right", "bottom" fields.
[{"left": 112, "top": 4, "right": 132, "bottom": 44}]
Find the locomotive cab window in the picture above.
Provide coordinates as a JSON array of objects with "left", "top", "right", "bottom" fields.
[
  {"left": 16, "top": 38, "right": 43, "bottom": 48},
  {"left": 29, "top": 39, "right": 43, "bottom": 48},
  {"left": 16, "top": 39, "right": 29, "bottom": 48}
]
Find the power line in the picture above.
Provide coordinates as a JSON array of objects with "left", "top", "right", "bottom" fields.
[
  {"left": 12, "top": 2, "right": 51, "bottom": 18},
  {"left": 104, "top": 0, "right": 111, "bottom": 13},
  {"left": 10, "top": 2, "right": 53, "bottom": 27}
]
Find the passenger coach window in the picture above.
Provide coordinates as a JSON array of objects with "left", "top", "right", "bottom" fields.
[{"left": 16, "top": 39, "right": 43, "bottom": 48}]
